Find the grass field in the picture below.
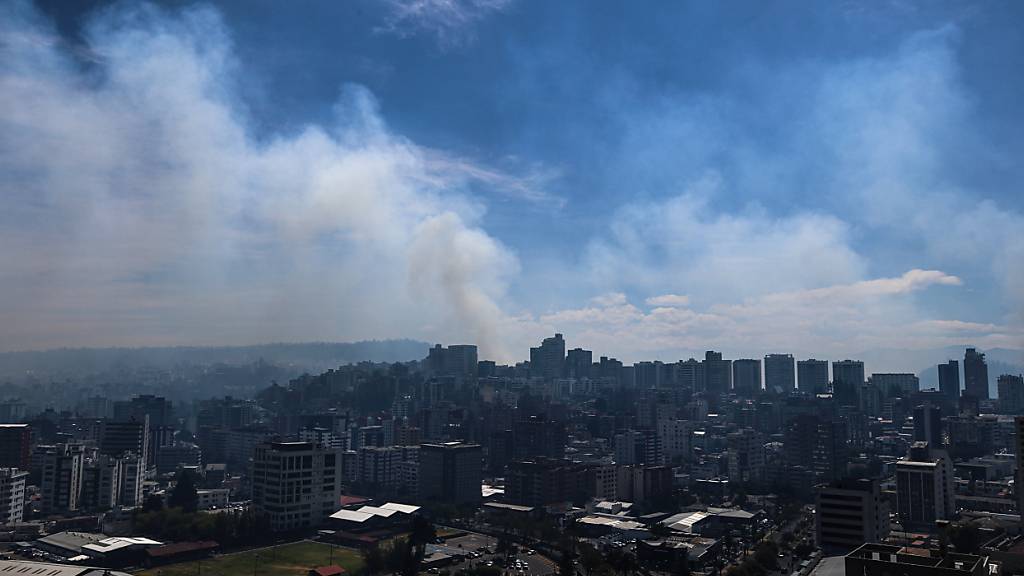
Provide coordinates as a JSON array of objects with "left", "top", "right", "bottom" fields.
[{"left": 138, "top": 540, "right": 364, "bottom": 576}]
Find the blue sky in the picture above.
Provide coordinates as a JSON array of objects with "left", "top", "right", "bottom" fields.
[{"left": 2, "top": 0, "right": 1023, "bottom": 363}]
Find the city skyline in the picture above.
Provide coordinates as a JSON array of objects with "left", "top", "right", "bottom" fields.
[{"left": 2, "top": 1, "right": 1023, "bottom": 363}]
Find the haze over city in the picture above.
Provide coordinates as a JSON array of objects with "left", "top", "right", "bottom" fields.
[{"left": 3, "top": 4, "right": 1024, "bottom": 576}]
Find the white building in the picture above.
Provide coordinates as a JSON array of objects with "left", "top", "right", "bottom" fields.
[
  {"left": 0, "top": 468, "right": 27, "bottom": 525},
  {"left": 251, "top": 441, "right": 342, "bottom": 532}
]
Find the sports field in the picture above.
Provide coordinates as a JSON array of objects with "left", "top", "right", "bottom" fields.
[{"left": 138, "top": 540, "right": 364, "bottom": 576}]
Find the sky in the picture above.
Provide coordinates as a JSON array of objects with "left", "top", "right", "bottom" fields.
[{"left": 1, "top": 0, "right": 1023, "bottom": 365}]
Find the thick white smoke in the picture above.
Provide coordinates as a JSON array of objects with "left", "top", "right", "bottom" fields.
[{"left": 0, "top": 2, "right": 522, "bottom": 358}]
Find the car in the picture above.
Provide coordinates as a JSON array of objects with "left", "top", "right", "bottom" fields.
[{"left": 526, "top": 549, "right": 535, "bottom": 555}]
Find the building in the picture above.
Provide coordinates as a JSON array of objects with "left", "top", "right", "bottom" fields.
[
  {"left": 732, "top": 359, "right": 761, "bottom": 396},
  {"left": 938, "top": 360, "right": 961, "bottom": 408},
  {"left": 797, "top": 359, "right": 829, "bottom": 395},
  {"left": 113, "top": 395, "right": 172, "bottom": 428},
  {"left": 871, "top": 373, "right": 920, "bottom": 398},
  {"left": 784, "top": 415, "right": 848, "bottom": 483},
  {"left": 832, "top": 360, "right": 865, "bottom": 407},
  {"left": 614, "top": 430, "right": 664, "bottom": 466},
  {"left": 658, "top": 420, "right": 697, "bottom": 461},
  {"left": 356, "top": 445, "right": 419, "bottom": 492},
  {"left": 418, "top": 442, "right": 481, "bottom": 505},
  {"left": 426, "top": 344, "right": 479, "bottom": 379},
  {"left": 913, "top": 403, "right": 943, "bottom": 447},
  {"left": 506, "top": 458, "right": 591, "bottom": 507},
  {"left": 99, "top": 418, "right": 150, "bottom": 465},
  {"left": 616, "top": 465, "right": 673, "bottom": 506},
  {"left": 998, "top": 374, "right": 1024, "bottom": 414},
  {"left": 844, "top": 543, "right": 995, "bottom": 576},
  {"left": 530, "top": 334, "right": 566, "bottom": 380},
  {"left": 701, "top": 351, "right": 732, "bottom": 396},
  {"left": 79, "top": 455, "right": 122, "bottom": 511},
  {"left": 0, "top": 424, "right": 31, "bottom": 470},
  {"left": 566, "top": 348, "right": 592, "bottom": 379},
  {"left": 964, "top": 348, "right": 990, "bottom": 401},
  {"left": 251, "top": 441, "right": 342, "bottom": 532},
  {"left": 35, "top": 443, "right": 84, "bottom": 514},
  {"left": 726, "top": 428, "right": 765, "bottom": 484},
  {"left": 676, "top": 359, "right": 704, "bottom": 392},
  {"left": 815, "top": 478, "right": 889, "bottom": 551},
  {"left": 764, "top": 354, "right": 795, "bottom": 393},
  {"left": 895, "top": 442, "right": 955, "bottom": 532},
  {"left": 155, "top": 443, "right": 202, "bottom": 474},
  {"left": 511, "top": 416, "right": 567, "bottom": 460},
  {"left": 0, "top": 468, "right": 27, "bottom": 525},
  {"left": 1017, "top": 416, "right": 1024, "bottom": 530}
]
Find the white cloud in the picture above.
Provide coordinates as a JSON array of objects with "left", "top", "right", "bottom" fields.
[
  {"left": 645, "top": 294, "right": 690, "bottom": 307},
  {"left": 532, "top": 270, "right": 999, "bottom": 363},
  {"left": 376, "top": 0, "right": 512, "bottom": 47}
]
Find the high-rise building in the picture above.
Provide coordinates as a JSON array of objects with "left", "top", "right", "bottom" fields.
[
  {"left": 832, "top": 360, "right": 865, "bottom": 407},
  {"left": 251, "top": 441, "right": 342, "bottom": 531},
  {"left": 566, "top": 348, "right": 593, "bottom": 379},
  {"left": 964, "top": 348, "right": 990, "bottom": 400},
  {"left": 833, "top": 360, "right": 866, "bottom": 387},
  {"left": 114, "top": 395, "right": 173, "bottom": 428},
  {"left": 997, "top": 374, "right": 1024, "bottom": 414},
  {"left": 0, "top": 468, "right": 27, "bottom": 525},
  {"left": 871, "top": 373, "right": 920, "bottom": 398},
  {"left": 418, "top": 442, "right": 482, "bottom": 505},
  {"left": 764, "top": 354, "right": 795, "bottom": 392},
  {"left": 784, "top": 415, "right": 848, "bottom": 483},
  {"left": 657, "top": 420, "right": 697, "bottom": 461},
  {"left": 727, "top": 428, "right": 765, "bottom": 484},
  {"left": 895, "top": 442, "right": 954, "bottom": 531},
  {"left": 614, "top": 430, "right": 664, "bottom": 467},
  {"left": 815, "top": 478, "right": 890, "bottom": 551},
  {"left": 34, "top": 443, "right": 84, "bottom": 514},
  {"left": 938, "top": 360, "right": 961, "bottom": 408},
  {"left": 702, "top": 351, "right": 732, "bottom": 396},
  {"left": 677, "top": 359, "right": 704, "bottom": 392},
  {"left": 99, "top": 417, "right": 150, "bottom": 466},
  {"left": 0, "top": 424, "right": 31, "bottom": 471},
  {"left": 912, "top": 404, "right": 943, "bottom": 447},
  {"left": 732, "top": 359, "right": 762, "bottom": 396},
  {"left": 426, "top": 344, "right": 479, "bottom": 379},
  {"left": 530, "top": 334, "right": 566, "bottom": 380},
  {"left": 797, "top": 359, "right": 829, "bottom": 395},
  {"left": 79, "top": 455, "right": 123, "bottom": 511}
]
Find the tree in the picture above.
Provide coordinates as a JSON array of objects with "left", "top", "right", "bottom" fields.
[
  {"left": 578, "top": 543, "right": 608, "bottom": 576},
  {"left": 363, "top": 546, "right": 385, "bottom": 576},
  {"left": 142, "top": 493, "right": 164, "bottom": 513},
  {"left": 168, "top": 469, "right": 198, "bottom": 512}
]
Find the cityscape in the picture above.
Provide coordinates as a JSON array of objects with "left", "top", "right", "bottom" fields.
[
  {"left": 1, "top": 337, "right": 1024, "bottom": 576},
  {"left": 2, "top": 1, "right": 1024, "bottom": 576}
]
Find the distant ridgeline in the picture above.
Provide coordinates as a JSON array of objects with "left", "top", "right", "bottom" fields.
[{"left": 0, "top": 340, "right": 431, "bottom": 380}]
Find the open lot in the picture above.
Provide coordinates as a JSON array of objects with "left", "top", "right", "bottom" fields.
[{"left": 137, "top": 540, "right": 363, "bottom": 576}]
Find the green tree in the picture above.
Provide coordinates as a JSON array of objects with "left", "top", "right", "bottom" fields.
[
  {"left": 168, "top": 469, "right": 198, "bottom": 512},
  {"left": 363, "top": 546, "right": 385, "bottom": 575}
]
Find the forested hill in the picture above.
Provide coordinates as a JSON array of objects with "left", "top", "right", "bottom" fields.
[{"left": 0, "top": 340, "right": 431, "bottom": 380}]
